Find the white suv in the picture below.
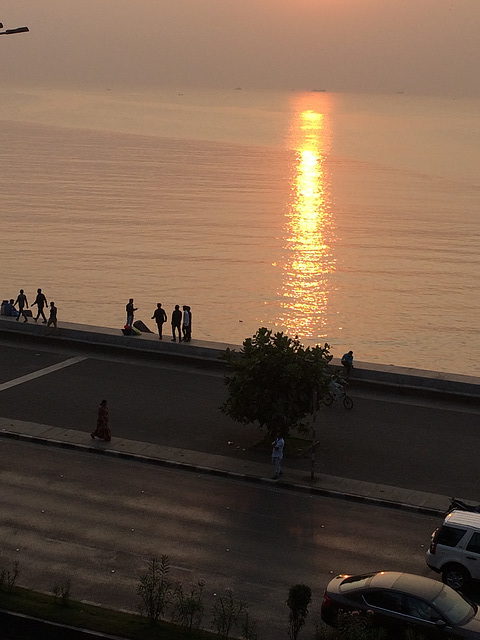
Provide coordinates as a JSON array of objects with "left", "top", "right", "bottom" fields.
[{"left": 426, "top": 510, "right": 480, "bottom": 590}]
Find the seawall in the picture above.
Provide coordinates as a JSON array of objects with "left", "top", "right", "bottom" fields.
[{"left": 1, "top": 316, "right": 479, "bottom": 401}]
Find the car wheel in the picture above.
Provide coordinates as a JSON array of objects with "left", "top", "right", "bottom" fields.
[{"left": 442, "top": 564, "right": 470, "bottom": 591}]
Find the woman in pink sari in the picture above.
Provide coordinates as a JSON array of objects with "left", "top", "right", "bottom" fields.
[{"left": 91, "top": 399, "right": 111, "bottom": 442}]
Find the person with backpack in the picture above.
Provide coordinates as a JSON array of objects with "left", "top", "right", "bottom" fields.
[{"left": 341, "top": 350, "right": 354, "bottom": 378}]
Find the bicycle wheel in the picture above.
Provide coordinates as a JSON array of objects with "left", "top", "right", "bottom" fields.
[
  {"left": 343, "top": 395, "right": 353, "bottom": 410},
  {"left": 323, "top": 393, "right": 334, "bottom": 406}
]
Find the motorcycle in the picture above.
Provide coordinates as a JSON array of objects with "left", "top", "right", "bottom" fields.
[{"left": 445, "top": 497, "right": 480, "bottom": 516}]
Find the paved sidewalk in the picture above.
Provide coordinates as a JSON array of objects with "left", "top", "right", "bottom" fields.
[{"left": 0, "top": 416, "right": 449, "bottom": 517}]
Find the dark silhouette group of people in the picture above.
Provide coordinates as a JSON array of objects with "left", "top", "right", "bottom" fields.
[
  {"left": 125, "top": 299, "right": 192, "bottom": 342},
  {"left": 170, "top": 304, "right": 192, "bottom": 342},
  {"left": 1, "top": 288, "right": 58, "bottom": 331}
]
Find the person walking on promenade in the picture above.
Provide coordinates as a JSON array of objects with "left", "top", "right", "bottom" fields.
[
  {"left": 341, "top": 350, "right": 354, "bottom": 378},
  {"left": 14, "top": 289, "right": 29, "bottom": 322},
  {"left": 186, "top": 305, "right": 192, "bottom": 341},
  {"left": 32, "top": 288, "right": 48, "bottom": 323},
  {"left": 126, "top": 298, "right": 137, "bottom": 327},
  {"left": 46, "top": 301, "right": 58, "bottom": 333},
  {"left": 91, "top": 399, "right": 111, "bottom": 442},
  {"left": 182, "top": 305, "right": 191, "bottom": 342},
  {"left": 151, "top": 302, "right": 167, "bottom": 339},
  {"left": 271, "top": 432, "right": 285, "bottom": 480},
  {"left": 171, "top": 304, "right": 182, "bottom": 342}
]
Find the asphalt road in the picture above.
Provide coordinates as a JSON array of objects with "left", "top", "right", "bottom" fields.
[
  {"left": 0, "top": 338, "right": 479, "bottom": 499},
  {"left": 0, "top": 439, "right": 441, "bottom": 640}
]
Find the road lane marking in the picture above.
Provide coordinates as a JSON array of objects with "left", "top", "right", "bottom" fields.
[{"left": 0, "top": 356, "right": 86, "bottom": 392}]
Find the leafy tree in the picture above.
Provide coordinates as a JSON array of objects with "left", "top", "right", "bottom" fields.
[{"left": 220, "top": 328, "right": 333, "bottom": 436}]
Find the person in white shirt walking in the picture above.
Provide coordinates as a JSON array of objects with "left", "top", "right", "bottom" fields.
[
  {"left": 271, "top": 433, "right": 285, "bottom": 479},
  {"left": 182, "top": 305, "right": 191, "bottom": 342}
]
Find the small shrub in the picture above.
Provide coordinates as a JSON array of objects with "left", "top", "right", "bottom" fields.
[
  {"left": 211, "top": 589, "right": 247, "bottom": 639},
  {"left": 0, "top": 560, "right": 19, "bottom": 592},
  {"left": 240, "top": 610, "right": 258, "bottom": 640},
  {"left": 338, "top": 610, "right": 387, "bottom": 640},
  {"left": 172, "top": 579, "right": 205, "bottom": 633},
  {"left": 137, "top": 555, "right": 173, "bottom": 625},
  {"left": 313, "top": 617, "right": 339, "bottom": 639},
  {"left": 52, "top": 578, "right": 72, "bottom": 607}
]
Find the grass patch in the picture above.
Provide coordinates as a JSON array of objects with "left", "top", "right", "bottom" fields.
[{"left": 0, "top": 586, "right": 219, "bottom": 640}]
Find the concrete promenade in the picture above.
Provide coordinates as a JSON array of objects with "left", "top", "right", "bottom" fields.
[
  {"left": 1, "top": 315, "right": 480, "bottom": 517},
  {"left": 2, "top": 315, "right": 480, "bottom": 399}
]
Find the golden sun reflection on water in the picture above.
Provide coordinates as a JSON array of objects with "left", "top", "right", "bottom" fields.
[{"left": 278, "top": 94, "right": 336, "bottom": 339}]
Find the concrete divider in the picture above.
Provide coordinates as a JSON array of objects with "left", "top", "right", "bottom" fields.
[
  {"left": 0, "top": 316, "right": 229, "bottom": 366},
  {"left": 1, "top": 316, "right": 480, "bottom": 400}
]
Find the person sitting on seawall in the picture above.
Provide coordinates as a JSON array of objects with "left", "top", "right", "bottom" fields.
[
  {"left": 341, "top": 350, "right": 354, "bottom": 378},
  {"left": 1, "top": 299, "right": 19, "bottom": 317}
]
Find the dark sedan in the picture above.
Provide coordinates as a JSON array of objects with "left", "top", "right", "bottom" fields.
[{"left": 321, "top": 571, "right": 480, "bottom": 638}]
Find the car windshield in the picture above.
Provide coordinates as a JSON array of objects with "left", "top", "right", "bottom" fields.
[{"left": 432, "top": 585, "right": 476, "bottom": 625}]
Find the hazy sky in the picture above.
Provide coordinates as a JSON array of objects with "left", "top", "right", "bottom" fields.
[{"left": 3, "top": 0, "right": 480, "bottom": 95}]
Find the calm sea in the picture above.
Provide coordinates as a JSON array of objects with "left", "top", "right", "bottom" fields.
[{"left": 1, "top": 87, "right": 479, "bottom": 375}]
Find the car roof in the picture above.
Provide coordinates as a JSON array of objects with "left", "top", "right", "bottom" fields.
[
  {"left": 369, "top": 572, "right": 444, "bottom": 599},
  {"left": 445, "top": 511, "right": 480, "bottom": 528}
]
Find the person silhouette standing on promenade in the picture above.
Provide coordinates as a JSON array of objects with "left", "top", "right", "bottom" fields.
[
  {"left": 341, "top": 350, "right": 354, "bottom": 378},
  {"left": 32, "top": 288, "right": 48, "bottom": 323},
  {"left": 14, "top": 289, "right": 29, "bottom": 322},
  {"left": 91, "top": 399, "right": 111, "bottom": 442},
  {"left": 182, "top": 305, "right": 191, "bottom": 342},
  {"left": 151, "top": 303, "right": 167, "bottom": 339},
  {"left": 271, "top": 432, "right": 285, "bottom": 479},
  {"left": 186, "top": 306, "right": 192, "bottom": 341},
  {"left": 46, "top": 301, "right": 58, "bottom": 333},
  {"left": 171, "top": 304, "right": 182, "bottom": 342},
  {"left": 126, "top": 298, "right": 137, "bottom": 327}
]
